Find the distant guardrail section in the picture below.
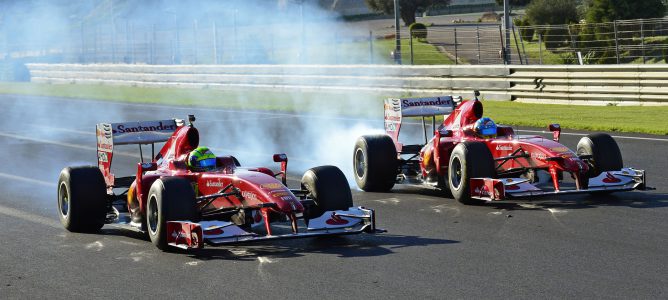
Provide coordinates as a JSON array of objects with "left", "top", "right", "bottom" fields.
[{"left": 27, "top": 63, "right": 668, "bottom": 105}]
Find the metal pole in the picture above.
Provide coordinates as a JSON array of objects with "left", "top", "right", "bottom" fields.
[
  {"left": 539, "top": 33, "right": 543, "bottom": 65},
  {"left": 394, "top": 0, "right": 402, "bottom": 64},
  {"left": 369, "top": 30, "right": 374, "bottom": 64},
  {"left": 175, "top": 18, "right": 180, "bottom": 64},
  {"left": 151, "top": 23, "right": 156, "bottom": 64},
  {"left": 476, "top": 25, "right": 481, "bottom": 64},
  {"left": 213, "top": 21, "right": 218, "bottom": 64},
  {"left": 454, "top": 27, "right": 458, "bottom": 65},
  {"left": 503, "top": 0, "right": 511, "bottom": 64},
  {"left": 613, "top": 20, "right": 620, "bottom": 64},
  {"left": 641, "top": 20, "right": 646, "bottom": 64}
]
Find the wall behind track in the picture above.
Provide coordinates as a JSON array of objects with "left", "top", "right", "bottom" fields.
[{"left": 26, "top": 63, "right": 668, "bottom": 105}]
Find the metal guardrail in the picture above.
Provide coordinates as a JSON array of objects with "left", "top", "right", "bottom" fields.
[{"left": 26, "top": 63, "right": 668, "bottom": 105}]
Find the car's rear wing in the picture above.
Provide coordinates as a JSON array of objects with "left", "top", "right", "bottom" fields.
[
  {"left": 97, "top": 119, "right": 182, "bottom": 187},
  {"left": 384, "top": 96, "right": 456, "bottom": 151}
]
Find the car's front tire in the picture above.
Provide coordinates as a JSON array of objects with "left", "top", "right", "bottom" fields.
[
  {"left": 301, "top": 165, "right": 353, "bottom": 219},
  {"left": 146, "top": 177, "right": 199, "bottom": 251},
  {"left": 577, "top": 133, "right": 623, "bottom": 178},
  {"left": 448, "top": 142, "right": 496, "bottom": 205}
]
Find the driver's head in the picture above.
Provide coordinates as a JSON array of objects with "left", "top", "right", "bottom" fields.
[
  {"left": 474, "top": 117, "right": 497, "bottom": 139},
  {"left": 187, "top": 146, "right": 216, "bottom": 171}
]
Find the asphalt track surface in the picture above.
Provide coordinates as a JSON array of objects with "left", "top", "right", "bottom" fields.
[{"left": 1, "top": 94, "right": 667, "bottom": 299}]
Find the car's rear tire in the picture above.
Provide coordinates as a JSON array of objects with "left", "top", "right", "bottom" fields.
[
  {"left": 57, "top": 166, "right": 108, "bottom": 232},
  {"left": 353, "top": 134, "right": 398, "bottom": 192},
  {"left": 301, "top": 165, "right": 353, "bottom": 219},
  {"left": 576, "top": 133, "right": 623, "bottom": 178},
  {"left": 146, "top": 177, "right": 199, "bottom": 251},
  {"left": 448, "top": 142, "right": 496, "bottom": 205}
]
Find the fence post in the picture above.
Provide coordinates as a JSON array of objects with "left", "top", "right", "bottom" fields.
[
  {"left": 80, "top": 22, "right": 85, "bottom": 63},
  {"left": 369, "top": 30, "right": 374, "bottom": 64},
  {"left": 193, "top": 20, "right": 198, "bottom": 64},
  {"left": 512, "top": 26, "right": 524, "bottom": 65},
  {"left": 476, "top": 26, "right": 481, "bottom": 63},
  {"left": 409, "top": 33, "right": 414, "bottom": 65},
  {"left": 151, "top": 24, "right": 156, "bottom": 64},
  {"left": 213, "top": 21, "right": 218, "bottom": 64},
  {"left": 640, "top": 20, "right": 646, "bottom": 64},
  {"left": 538, "top": 33, "right": 543, "bottom": 65},
  {"left": 125, "top": 20, "right": 130, "bottom": 63},
  {"left": 613, "top": 20, "right": 620, "bottom": 64},
  {"left": 498, "top": 25, "right": 506, "bottom": 64},
  {"left": 454, "top": 27, "right": 458, "bottom": 65}
]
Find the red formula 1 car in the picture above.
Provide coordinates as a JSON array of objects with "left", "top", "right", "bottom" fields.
[
  {"left": 353, "top": 92, "right": 648, "bottom": 204},
  {"left": 57, "top": 115, "right": 381, "bottom": 250}
]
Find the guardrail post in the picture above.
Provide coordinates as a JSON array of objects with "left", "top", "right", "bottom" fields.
[{"left": 613, "top": 20, "right": 620, "bottom": 64}]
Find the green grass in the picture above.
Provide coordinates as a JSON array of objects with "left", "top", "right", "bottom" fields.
[
  {"left": 375, "top": 38, "right": 456, "bottom": 65},
  {"left": 1, "top": 82, "right": 666, "bottom": 135}
]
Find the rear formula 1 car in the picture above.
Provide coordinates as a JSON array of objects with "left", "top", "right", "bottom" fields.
[
  {"left": 354, "top": 91, "right": 649, "bottom": 204},
  {"left": 57, "top": 115, "right": 382, "bottom": 251}
]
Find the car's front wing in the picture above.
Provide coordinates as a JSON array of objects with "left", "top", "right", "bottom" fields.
[
  {"left": 166, "top": 207, "right": 383, "bottom": 250},
  {"left": 470, "top": 168, "right": 647, "bottom": 201}
]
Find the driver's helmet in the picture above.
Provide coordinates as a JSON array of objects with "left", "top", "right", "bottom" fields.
[
  {"left": 187, "top": 146, "right": 217, "bottom": 171},
  {"left": 473, "top": 117, "right": 497, "bottom": 138}
]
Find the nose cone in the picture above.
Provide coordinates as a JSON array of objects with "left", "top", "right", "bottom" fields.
[{"left": 268, "top": 189, "right": 304, "bottom": 213}]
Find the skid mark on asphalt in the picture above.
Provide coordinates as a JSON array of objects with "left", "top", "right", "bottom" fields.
[
  {"left": 373, "top": 197, "right": 401, "bottom": 205},
  {"left": 85, "top": 241, "right": 104, "bottom": 252},
  {"left": 0, "top": 204, "right": 61, "bottom": 229},
  {"left": 422, "top": 204, "right": 461, "bottom": 216},
  {"left": 115, "top": 251, "right": 155, "bottom": 262}
]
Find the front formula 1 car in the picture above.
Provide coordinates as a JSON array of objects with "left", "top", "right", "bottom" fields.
[
  {"left": 58, "top": 115, "right": 382, "bottom": 251},
  {"left": 354, "top": 91, "right": 649, "bottom": 204}
]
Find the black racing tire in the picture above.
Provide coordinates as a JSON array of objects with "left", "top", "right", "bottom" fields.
[
  {"left": 448, "top": 142, "right": 496, "bottom": 205},
  {"left": 301, "top": 165, "right": 353, "bottom": 219},
  {"left": 353, "top": 134, "right": 398, "bottom": 192},
  {"left": 576, "top": 133, "right": 623, "bottom": 178},
  {"left": 146, "top": 177, "right": 199, "bottom": 251},
  {"left": 57, "top": 166, "right": 108, "bottom": 233}
]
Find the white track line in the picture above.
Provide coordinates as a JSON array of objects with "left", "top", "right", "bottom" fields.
[
  {"left": 515, "top": 129, "right": 668, "bottom": 142},
  {"left": 18, "top": 95, "right": 668, "bottom": 142},
  {"left": 0, "top": 204, "right": 61, "bottom": 228},
  {"left": 0, "top": 172, "right": 55, "bottom": 187}
]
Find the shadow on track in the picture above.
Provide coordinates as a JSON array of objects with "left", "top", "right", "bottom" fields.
[
  {"left": 185, "top": 234, "right": 458, "bottom": 261},
  {"left": 486, "top": 191, "right": 668, "bottom": 211}
]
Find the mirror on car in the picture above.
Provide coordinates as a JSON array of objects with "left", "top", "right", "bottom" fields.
[
  {"left": 439, "top": 129, "right": 454, "bottom": 137},
  {"left": 273, "top": 153, "right": 288, "bottom": 162}
]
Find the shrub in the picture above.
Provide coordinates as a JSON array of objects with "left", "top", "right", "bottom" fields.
[
  {"left": 513, "top": 17, "right": 534, "bottom": 42},
  {"left": 409, "top": 23, "right": 428, "bottom": 40}
]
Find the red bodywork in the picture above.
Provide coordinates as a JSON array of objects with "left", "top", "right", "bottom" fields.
[
  {"left": 129, "top": 125, "right": 303, "bottom": 230},
  {"left": 415, "top": 99, "right": 588, "bottom": 190}
]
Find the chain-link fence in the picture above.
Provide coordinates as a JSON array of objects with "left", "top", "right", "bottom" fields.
[{"left": 516, "top": 18, "right": 668, "bottom": 65}]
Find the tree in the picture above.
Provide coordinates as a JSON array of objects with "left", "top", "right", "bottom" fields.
[
  {"left": 526, "top": 0, "right": 578, "bottom": 50},
  {"left": 526, "top": 0, "right": 578, "bottom": 26},
  {"left": 586, "top": 0, "right": 666, "bottom": 23},
  {"left": 364, "top": 0, "right": 451, "bottom": 26}
]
